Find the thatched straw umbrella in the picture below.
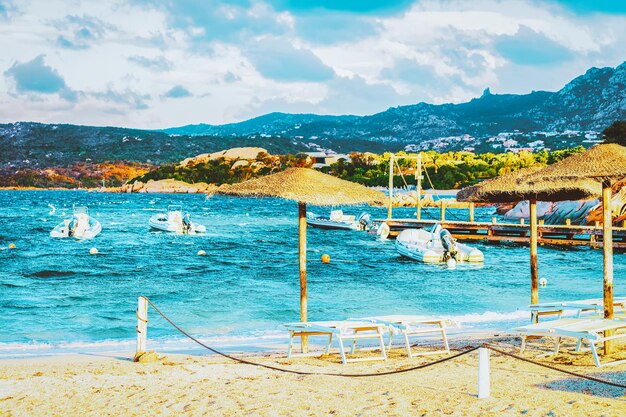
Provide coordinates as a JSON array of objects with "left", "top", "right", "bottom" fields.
[
  {"left": 525, "top": 144, "right": 626, "bottom": 353},
  {"left": 458, "top": 166, "right": 601, "bottom": 307},
  {"left": 217, "top": 168, "right": 385, "bottom": 352}
]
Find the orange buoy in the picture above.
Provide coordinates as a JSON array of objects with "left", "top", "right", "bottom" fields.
[
  {"left": 8, "top": 243, "right": 16, "bottom": 249},
  {"left": 321, "top": 254, "right": 330, "bottom": 264}
]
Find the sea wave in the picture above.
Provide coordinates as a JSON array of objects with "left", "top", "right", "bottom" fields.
[{"left": 445, "top": 310, "right": 531, "bottom": 324}]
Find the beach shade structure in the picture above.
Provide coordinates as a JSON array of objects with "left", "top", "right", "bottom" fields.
[
  {"left": 457, "top": 166, "right": 602, "bottom": 308},
  {"left": 525, "top": 143, "right": 626, "bottom": 353},
  {"left": 216, "top": 168, "right": 385, "bottom": 352}
]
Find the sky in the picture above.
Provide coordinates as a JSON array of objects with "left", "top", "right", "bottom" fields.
[{"left": 0, "top": 0, "right": 625, "bottom": 128}]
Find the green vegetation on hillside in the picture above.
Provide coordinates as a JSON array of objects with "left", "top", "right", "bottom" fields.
[
  {"left": 130, "top": 148, "right": 586, "bottom": 190},
  {"left": 321, "top": 148, "right": 584, "bottom": 189},
  {"left": 604, "top": 120, "right": 626, "bottom": 146}
]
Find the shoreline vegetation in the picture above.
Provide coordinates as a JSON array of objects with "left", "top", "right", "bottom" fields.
[{"left": 1, "top": 146, "right": 588, "bottom": 191}]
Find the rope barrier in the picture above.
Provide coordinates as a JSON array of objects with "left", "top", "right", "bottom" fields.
[
  {"left": 140, "top": 298, "right": 626, "bottom": 388},
  {"left": 485, "top": 344, "right": 626, "bottom": 389},
  {"left": 143, "top": 297, "right": 478, "bottom": 377}
]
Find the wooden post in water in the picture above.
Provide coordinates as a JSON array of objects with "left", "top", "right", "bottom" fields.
[
  {"left": 440, "top": 201, "right": 446, "bottom": 222},
  {"left": 602, "top": 182, "right": 614, "bottom": 354},
  {"left": 388, "top": 154, "right": 394, "bottom": 219},
  {"left": 469, "top": 202, "right": 475, "bottom": 223},
  {"left": 298, "top": 202, "right": 308, "bottom": 353},
  {"left": 134, "top": 296, "right": 148, "bottom": 361},
  {"left": 529, "top": 199, "right": 539, "bottom": 307}
]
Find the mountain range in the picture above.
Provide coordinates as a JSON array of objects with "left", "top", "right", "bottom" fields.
[{"left": 1, "top": 61, "right": 625, "bottom": 169}]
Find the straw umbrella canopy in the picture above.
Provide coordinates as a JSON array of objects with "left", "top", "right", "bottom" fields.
[
  {"left": 524, "top": 144, "right": 626, "bottom": 353},
  {"left": 458, "top": 166, "right": 602, "bottom": 307},
  {"left": 217, "top": 168, "right": 385, "bottom": 352}
]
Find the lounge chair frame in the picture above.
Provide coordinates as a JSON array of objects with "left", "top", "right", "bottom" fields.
[
  {"left": 358, "top": 315, "right": 450, "bottom": 358},
  {"left": 285, "top": 321, "right": 387, "bottom": 365},
  {"left": 517, "top": 318, "right": 626, "bottom": 367}
]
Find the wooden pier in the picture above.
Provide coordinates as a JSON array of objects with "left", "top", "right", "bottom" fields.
[{"left": 375, "top": 218, "right": 626, "bottom": 249}]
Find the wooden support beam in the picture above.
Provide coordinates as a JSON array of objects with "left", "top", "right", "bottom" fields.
[
  {"left": 530, "top": 199, "right": 539, "bottom": 307},
  {"left": 602, "top": 182, "right": 614, "bottom": 354},
  {"left": 134, "top": 296, "right": 148, "bottom": 362},
  {"left": 298, "top": 202, "right": 308, "bottom": 353},
  {"left": 440, "top": 201, "right": 446, "bottom": 222}
]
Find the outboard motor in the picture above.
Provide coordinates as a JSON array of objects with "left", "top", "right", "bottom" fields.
[
  {"left": 182, "top": 212, "right": 192, "bottom": 234},
  {"left": 440, "top": 228, "right": 458, "bottom": 261}
]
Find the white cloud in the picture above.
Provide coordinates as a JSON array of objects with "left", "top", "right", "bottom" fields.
[{"left": 0, "top": 0, "right": 624, "bottom": 127}]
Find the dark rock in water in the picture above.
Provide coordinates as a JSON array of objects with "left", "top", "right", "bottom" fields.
[{"left": 28, "top": 270, "right": 77, "bottom": 278}]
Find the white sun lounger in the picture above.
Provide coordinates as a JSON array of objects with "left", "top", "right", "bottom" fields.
[
  {"left": 516, "top": 318, "right": 626, "bottom": 367},
  {"left": 529, "top": 297, "right": 626, "bottom": 322},
  {"left": 284, "top": 321, "right": 387, "bottom": 365},
  {"left": 355, "top": 315, "right": 451, "bottom": 358}
]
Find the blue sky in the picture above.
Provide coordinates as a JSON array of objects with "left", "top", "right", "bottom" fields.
[{"left": 0, "top": 0, "right": 624, "bottom": 128}]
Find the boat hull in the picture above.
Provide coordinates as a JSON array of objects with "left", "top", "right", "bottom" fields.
[
  {"left": 149, "top": 214, "right": 206, "bottom": 234},
  {"left": 306, "top": 218, "right": 360, "bottom": 230},
  {"left": 50, "top": 218, "right": 102, "bottom": 239},
  {"left": 395, "top": 228, "right": 484, "bottom": 264}
]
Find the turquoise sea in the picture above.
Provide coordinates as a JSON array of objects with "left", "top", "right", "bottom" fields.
[{"left": 0, "top": 190, "right": 623, "bottom": 358}]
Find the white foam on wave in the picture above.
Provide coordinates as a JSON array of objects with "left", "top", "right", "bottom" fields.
[
  {"left": 0, "top": 330, "right": 289, "bottom": 359},
  {"left": 445, "top": 310, "right": 531, "bottom": 324},
  {"left": 0, "top": 311, "right": 567, "bottom": 359}
]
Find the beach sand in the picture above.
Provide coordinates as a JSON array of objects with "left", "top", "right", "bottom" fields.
[{"left": 1, "top": 337, "right": 625, "bottom": 416}]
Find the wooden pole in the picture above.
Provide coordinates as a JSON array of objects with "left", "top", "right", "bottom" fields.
[
  {"left": 388, "top": 154, "right": 394, "bottom": 219},
  {"left": 530, "top": 199, "right": 539, "bottom": 307},
  {"left": 440, "top": 200, "right": 446, "bottom": 222},
  {"left": 134, "top": 296, "right": 148, "bottom": 361},
  {"left": 416, "top": 154, "right": 422, "bottom": 220},
  {"left": 602, "top": 181, "right": 614, "bottom": 354},
  {"left": 298, "top": 202, "right": 308, "bottom": 353},
  {"left": 469, "top": 202, "right": 475, "bottom": 223}
]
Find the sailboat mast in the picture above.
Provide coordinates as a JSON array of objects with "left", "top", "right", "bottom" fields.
[{"left": 416, "top": 153, "right": 422, "bottom": 220}]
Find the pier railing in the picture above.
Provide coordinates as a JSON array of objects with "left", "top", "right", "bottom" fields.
[{"left": 375, "top": 217, "right": 626, "bottom": 249}]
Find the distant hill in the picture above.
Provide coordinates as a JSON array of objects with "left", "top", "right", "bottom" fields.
[
  {"left": 1, "top": 61, "right": 625, "bottom": 169},
  {"left": 163, "top": 62, "right": 626, "bottom": 146}
]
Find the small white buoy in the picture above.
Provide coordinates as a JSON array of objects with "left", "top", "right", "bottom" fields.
[
  {"left": 446, "top": 258, "right": 457, "bottom": 269},
  {"left": 539, "top": 278, "right": 547, "bottom": 287},
  {"left": 89, "top": 247, "right": 99, "bottom": 255},
  {"left": 197, "top": 250, "right": 207, "bottom": 256}
]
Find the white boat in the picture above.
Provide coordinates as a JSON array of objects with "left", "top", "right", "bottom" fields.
[
  {"left": 50, "top": 206, "right": 102, "bottom": 239},
  {"left": 306, "top": 210, "right": 366, "bottom": 231},
  {"left": 395, "top": 224, "right": 484, "bottom": 264},
  {"left": 149, "top": 205, "right": 206, "bottom": 234},
  {"left": 358, "top": 213, "right": 391, "bottom": 240}
]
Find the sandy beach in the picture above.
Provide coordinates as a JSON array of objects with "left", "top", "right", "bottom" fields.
[{"left": 1, "top": 337, "right": 624, "bottom": 416}]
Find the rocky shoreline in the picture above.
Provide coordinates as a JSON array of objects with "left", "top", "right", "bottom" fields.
[{"left": 102, "top": 178, "right": 218, "bottom": 194}]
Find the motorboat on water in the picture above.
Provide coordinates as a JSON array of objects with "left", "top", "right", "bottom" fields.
[
  {"left": 306, "top": 210, "right": 367, "bottom": 231},
  {"left": 149, "top": 205, "right": 206, "bottom": 234},
  {"left": 50, "top": 206, "right": 102, "bottom": 239},
  {"left": 358, "top": 213, "right": 391, "bottom": 240},
  {"left": 395, "top": 224, "right": 484, "bottom": 264}
]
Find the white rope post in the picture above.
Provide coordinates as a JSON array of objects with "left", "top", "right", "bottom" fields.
[
  {"left": 135, "top": 296, "right": 148, "bottom": 360},
  {"left": 478, "top": 347, "right": 490, "bottom": 398}
]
